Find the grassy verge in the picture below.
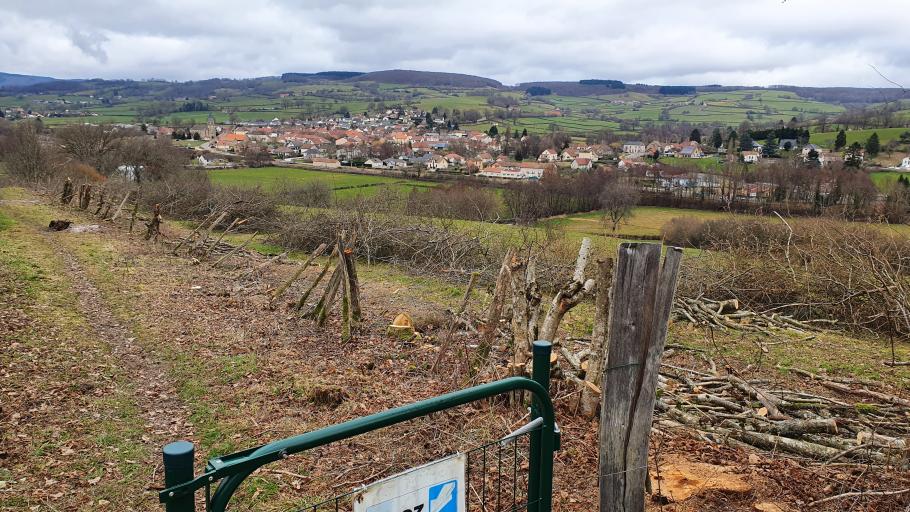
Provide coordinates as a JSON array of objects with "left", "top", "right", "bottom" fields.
[{"left": 0, "top": 193, "right": 154, "bottom": 510}]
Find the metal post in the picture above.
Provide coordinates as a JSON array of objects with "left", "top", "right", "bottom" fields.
[
  {"left": 527, "top": 341, "right": 552, "bottom": 512},
  {"left": 163, "top": 441, "right": 195, "bottom": 512}
]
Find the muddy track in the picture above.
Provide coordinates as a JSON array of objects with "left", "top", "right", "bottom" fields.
[{"left": 50, "top": 236, "right": 193, "bottom": 443}]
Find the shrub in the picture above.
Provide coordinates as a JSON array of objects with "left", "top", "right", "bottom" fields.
[
  {"left": 274, "top": 179, "right": 332, "bottom": 207},
  {"left": 661, "top": 217, "right": 708, "bottom": 248},
  {"left": 141, "top": 169, "right": 213, "bottom": 219},
  {"left": 406, "top": 183, "right": 502, "bottom": 221}
]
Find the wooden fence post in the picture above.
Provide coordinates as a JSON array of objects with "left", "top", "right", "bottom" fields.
[{"left": 598, "top": 243, "right": 681, "bottom": 512}]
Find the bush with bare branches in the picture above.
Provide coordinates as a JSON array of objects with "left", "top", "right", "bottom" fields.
[{"left": 676, "top": 217, "right": 910, "bottom": 336}]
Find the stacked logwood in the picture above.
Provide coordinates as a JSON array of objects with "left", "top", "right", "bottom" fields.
[
  {"left": 655, "top": 364, "right": 909, "bottom": 465},
  {"left": 672, "top": 296, "right": 836, "bottom": 335},
  {"left": 558, "top": 346, "right": 909, "bottom": 465}
]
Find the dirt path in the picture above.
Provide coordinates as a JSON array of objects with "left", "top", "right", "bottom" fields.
[{"left": 49, "top": 236, "right": 194, "bottom": 443}]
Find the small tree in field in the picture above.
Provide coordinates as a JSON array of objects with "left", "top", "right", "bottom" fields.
[
  {"left": 710, "top": 128, "right": 723, "bottom": 149},
  {"left": 600, "top": 178, "right": 640, "bottom": 232},
  {"left": 866, "top": 132, "right": 880, "bottom": 157},
  {"left": 835, "top": 129, "right": 847, "bottom": 150}
]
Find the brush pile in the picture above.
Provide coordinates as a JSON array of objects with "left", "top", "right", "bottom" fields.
[
  {"left": 655, "top": 362, "right": 909, "bottom": 466},
  {"left": 672, "top": 296, "right": 836, "bottom": 336}
]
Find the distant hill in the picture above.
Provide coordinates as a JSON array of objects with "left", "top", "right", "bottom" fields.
[
  {"left": 282, "top": 71, "right": 365, "bottom": 82},
  {"left": 0, "top": 71, "right": 56, "bottom": 89},
  {"left": 518, "top": 81, "right": 635, "bottom": 96},
  {"left": 352, "top": 69, "right": 501, "bottom": 88}
]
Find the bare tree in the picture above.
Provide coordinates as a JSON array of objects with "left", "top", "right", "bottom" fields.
[
  {"left": 56, "top": 124, "right": 129, "bottom": 175},
  {"left": 600, "top": 177, "right": 639, "bottom": 232},
  {"left": 1, "top": 121, "right": 52, "bottom": 183}
]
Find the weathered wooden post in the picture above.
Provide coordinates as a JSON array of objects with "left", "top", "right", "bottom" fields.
[{"left": 598, "top": 243, "right": 681, "bottom": 512}]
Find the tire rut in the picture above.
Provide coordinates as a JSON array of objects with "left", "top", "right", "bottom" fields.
[{"left": 53, "top": 239, "right": 194, "bottom": 444}]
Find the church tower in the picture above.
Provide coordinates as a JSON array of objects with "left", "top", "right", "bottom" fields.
[{"left": 205, "top": 112, "right": 216, "bottom": 140}]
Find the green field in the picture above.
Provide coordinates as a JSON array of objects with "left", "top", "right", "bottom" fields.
[
  {"left": 810, "top": 127, "right": 909, "bottom": 149},
  {"left": 869, "top": 170, "right": 910, "bottom": 192},
  {"left": 208, "top": 166, "right": 433, "bottom": 198},
  {"left": 544, "top": 207, "right": 736, "bottom": 239}
]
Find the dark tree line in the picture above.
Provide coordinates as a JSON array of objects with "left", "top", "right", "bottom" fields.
[{"left": 502, "top": 169, "right": 615, "bottom": 223}]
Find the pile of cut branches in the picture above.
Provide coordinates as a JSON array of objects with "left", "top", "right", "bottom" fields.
[
  {"left": 557, "top": 343, "right": 909, "bottom": 465},
  {"left": 170, "top": 208, "right": 258, "bottom": 266},
  {"left": 672, "top": 296, "right": 836, "bottom": 336},
  {"left": 654, "top": 362, "right": 909, "bottom": 466}
]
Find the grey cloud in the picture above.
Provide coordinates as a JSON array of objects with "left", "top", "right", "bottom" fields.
[
  {"left": 68, "top": 29, "right": 108, "bottom": 63},
  {"left": 0, "top": 0, "right": 907, "bottom": 87}
]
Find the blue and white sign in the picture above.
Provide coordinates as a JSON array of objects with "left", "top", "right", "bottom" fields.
[{"left": 353, "top": 454, "right": 466, "bottom": 512}]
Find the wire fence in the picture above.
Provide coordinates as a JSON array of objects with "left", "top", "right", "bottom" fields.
[{"left": 272, "top": 426, "right": 541, "bottom": 512}]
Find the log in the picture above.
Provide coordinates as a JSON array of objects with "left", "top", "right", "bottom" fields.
[
  {"left": 820, "top": 380, "right": 910, "bottom": 408},
  {"left": 759, "top": 418, "right": 838, "bottom": 436},
  {"left": 599, "top": 244, "right": 682, "bottom": 512},
  {"left": 109, "top": 191, "right": 133, "bottom": 221},
  {"left": 202, "top": 217, "right": 246, "bottom": 260},
  {"left": 194, "top": 211, "right": 229, "bottom": 251},
  {"left": 729, "top": 430, "right": 842, "bottom": 460},
  {"left": 294, "top": 246, "right": 338, "bottom": 311},
  {"left": 338, "top": 239, "right": 362, "bottom": 342},
  {"left": 310, "top": 264, "right": 342, "bottom": 327},
  {"left": 269, "top": 243, "right": 328, "bottom": 306},
  {"left": 728, "top": 375, "right": 787, "bottom": 420},
  {"left": 172, "top": 209, "right": 221, "bottom": 255},
  {"left": 210, "top": 231, "right": 258, "bottom": 268}
]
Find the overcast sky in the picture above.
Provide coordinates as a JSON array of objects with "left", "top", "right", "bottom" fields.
[{"left": 1, "top": 0, "right": 908, "bottom": 88}]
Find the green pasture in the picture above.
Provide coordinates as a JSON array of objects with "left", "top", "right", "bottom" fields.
[
  {"left": 810, "top": 127, "right": 909, "bottom": 149},
  {"left": 208, "top": 166, "right": 434, "bottom": 198}
]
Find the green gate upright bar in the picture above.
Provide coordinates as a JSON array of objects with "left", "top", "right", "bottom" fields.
[
  {"left": 528, "top": 340, "right": 553, "bottom": 512},
  {"left": 163, "top": 440, "right": 195, "bottom": 512}
]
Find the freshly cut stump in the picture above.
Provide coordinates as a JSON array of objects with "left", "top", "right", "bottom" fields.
[{"left": 650, "top": 457, "right": 751, "bottom": 502}]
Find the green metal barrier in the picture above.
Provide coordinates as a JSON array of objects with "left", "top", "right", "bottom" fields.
[{"left": 160, "top": 341, "right": 557, "bottom": 512}]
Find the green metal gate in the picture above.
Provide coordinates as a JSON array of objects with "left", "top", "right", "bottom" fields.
[{"left": 159, "top": 341, "right": 558, "bottom": 512}]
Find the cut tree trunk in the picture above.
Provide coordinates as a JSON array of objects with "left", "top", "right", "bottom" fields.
[
  {"left": 144, "top": 204, "right": 162, "bottom": 241},
  {"left": 61, "top": 179, "right": 74, "bottom": 205},
  {"left": 539, "top": 237, "right": 594, "bottom": 342},
  {"left": 579, "top": 257, "right": 614, "bottom": 419},
  {"left": 93, "top": 186, "right": 107, "bottom": 215},
  {"left": 474, "top": 248, "right": 513, "bottom": 372}
]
